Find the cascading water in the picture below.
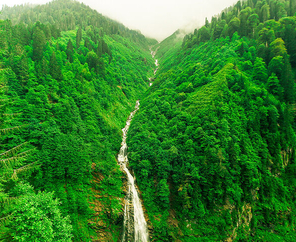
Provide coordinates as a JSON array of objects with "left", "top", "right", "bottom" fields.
[
  {"left": 118, "top": 101, "right": 149, "bottom": 242},
  {"left": 154, "top": 59, "right": 159, "bottom": 76},
  {"left": 149, "top": 46, "right": 159, "bottom": 86}
]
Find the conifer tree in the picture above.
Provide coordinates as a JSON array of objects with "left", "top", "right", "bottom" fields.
[
  {"left": 96, "top": 39, "right": 103, "bottom": 57},
  {"left": 32, "top": 26, "right": 46, "bottom": 61},
  {"left": 49, "top": 51, "right": 63, "bottom": 80},
  {"left": 66, "top": 39, "right": 74, "bottom": 63},
  {"left": 281, "top": 53, "right": 295, "bottom": 103},
  {"left": 253, "top": 57, "right": 268, "bottom": 83},
  {"left": 267, "top": 73, "right": 284, "bottom": 100},
  {"left": 76, "top": 26, "right": 82, "bottom": 48}
]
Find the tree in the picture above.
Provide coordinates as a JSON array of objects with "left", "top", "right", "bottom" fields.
[
  {"left": 43, "top": 24, "right": 52, "bottom": 40},
  {"left": 268, "top": 56, "right": 284, "bottom": 78},
  {"left": 157, "top": 179, "right": 170, "bottom": 209},
  {"left": 213, "top": 20, "right": 226, "bottom": 39},
  {"left": 267, "top": 73, "right": 284, "bottom": 99},
  {"left": 239, "top": 7, "right": 251, "bottom": 36},
  {"left": 269, "top": 0, "right": 277, "bottom": 19},
  {"left": 290, "top": 0, "right": 296, "bottom": 16},
  {"left": 247, "top": 14, "right": 259, "bottom": 37},
  {"left": 258, "top": 28, "right": 275, "bottom": 47},
  {"left": 270, "top": 38, "right": 287, "bottom": 58},
  {"left": 253, "top": 57, "right": 268, "bottom": 83},
  {"left": 205, "top": 17, "right": 210, "bottom": 28},
  {"left": 102, "top": 39, "right": 112, "bottom": 61},
  {"left": 10, "top": 183, "right": 73, "bottom": 242},
  {"left": 228, "top": 17, "right": 240, "bottom": 37},
  {"left": 49, "top": 51, "right": 63, "bottom": 80},
  {"left": 275, "top": 1, "right": 287, "bottom": 20},
  {"left": 66, "top": 39, "right": 74, "bottom": 63},
  {"left": 96, "top": 39, "right": 103, "bottom": 57},
  {"left": 261, "top": 4, "right": 270, "bottom": 22},
  {"left": 51, "top": 24, "right": 61, "bottom": 39},
  {"left": 97, "top": 57, "right": 106, "bottom": 76},
  {"left": 199, "top": 26, "right": 211, "bottom": 42},
  {"left": 84, "top": 37, "right": 92, "bottom": 50},
  {"left": 37, "top": 56, "right": 49, "bottom": 77},
  {"left": 76, "top": 26, "right": 82, "bottom": 48},
  {"left": 32, "top": 26, "right": 46, "bottom": 61},
  {"left": 86, "top": 50, "right": 99, "bottom": 72},
  {"left": 0, "top": 27, "right": 7, "bottom": 51},
  {"left": 281, "top": 20, "right": 296, "bottom": 67},
  {"left": 281, "top": 53, "right": 295, "bottom": 103}
]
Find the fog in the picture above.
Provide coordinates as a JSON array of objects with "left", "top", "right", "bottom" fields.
[{"left": 2, "top": 0, "right": 238, "bottom": 41}]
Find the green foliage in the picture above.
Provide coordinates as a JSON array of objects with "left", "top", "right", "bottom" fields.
[
  {"left": 0, "top": 74, "right": 40, "bottom": 241},
  {"left": 32, "top": 26, "right": 46, "bottom": 62},
  {"left": 127, "top": 1, "right": 296, "bottom": 240},
  {"left": 253, "top": 57, "right": 268, "bottom": 83},
  {"left": 0, "top": 1, "right": 156, "bottom": 241},
  {"left": 11, "top": 183, "right": 73, "bottom": 242},
  {"left": 3, "top": 0, "right": 296, "bottom": 241}
]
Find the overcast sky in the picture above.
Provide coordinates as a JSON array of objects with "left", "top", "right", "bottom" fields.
[{"left": 2, "top": 0, "right": 238, "bottom": 40}]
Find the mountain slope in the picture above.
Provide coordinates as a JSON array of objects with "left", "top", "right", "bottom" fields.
[
  {"left": 0, "top": 1, "right": 155, "bottom": 241},
  {"left": 128, "top": 0, "right": 296, "bottom": 241}
]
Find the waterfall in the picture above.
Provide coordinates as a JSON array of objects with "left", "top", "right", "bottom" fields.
[
  {"left": 154, "top": 59, "right": 159, "bottom": 76},
  {"left": 119, "top": 101, "right": 149, "bottom": 242},
  {"left": 149, "top": 46, "right": 159, "bottom": 86}
]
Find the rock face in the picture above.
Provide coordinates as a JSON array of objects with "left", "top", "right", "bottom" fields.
[
  {"left": 118, "top": 101, "right": 149, "bottom": 242},
  {"left": 90, "top": 171, "right": 115, "bottom": 242}
]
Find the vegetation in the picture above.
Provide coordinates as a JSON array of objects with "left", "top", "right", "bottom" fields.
[
  {"left": 2, "top": 0, "right": 296, "bottom": 241},
  {"left": 0, "top": 0, "right": 154, "bottom": 241},
  {"left": 128, "top": 0, "right": 296, "bottom": 240}
]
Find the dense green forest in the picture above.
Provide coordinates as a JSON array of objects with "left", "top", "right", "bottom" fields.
[
  {"left": 2, "top": 0, "right": 296, "bottom": 241},
  {"left": 0, "top": 0, "right": 156, "bottom": 241},
  {"left": 128, "top": 0, "right": 296, "bottom": 241}
]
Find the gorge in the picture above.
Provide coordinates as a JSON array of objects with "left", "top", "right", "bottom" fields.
[{"left": 2, "top": 0, "right": 296, "bottom": 241}]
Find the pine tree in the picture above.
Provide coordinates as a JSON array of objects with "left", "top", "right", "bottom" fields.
[
  {"left": 86, "top": 51, "right": 98, "bottom": 72},
  {"left": 253, "top": 57, "right": 268, "bottom": 83},
  {"left": 76, "top": 26, "right": 82, "bottom": 48},
  {"left": 66, "top": 39, "right": 74, "bottom": 63},
  {"left": 261, "top": 4, "right": 270, "bottom": 22},
  {"left": 32, "top": 26, "right": 46, "bottom": 62},
  {"left": 281, "top": 53, "right": 295, "bottom": 103},
  {"left": 96, "top": 39, "right": 103, "bottom": 57},
  {"left": 267, "top": 73, "right": 284, "bottom": 100},
  {"left": 49, "top": 51, "right": 63, "bottom": 80}
]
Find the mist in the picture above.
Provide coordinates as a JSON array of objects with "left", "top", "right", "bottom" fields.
[{"left": 2, "top": 0, "right": 239, "bottom": 41}]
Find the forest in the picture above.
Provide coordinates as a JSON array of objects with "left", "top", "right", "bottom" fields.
[
  {"left": 128, "top": 0, "right": 296, "bottom": 241},
  {"left": 0, "top": 0, "right": 156, "bottom": 241},
  {"left": 1, "top": 0, "right": 296, "bottom": 241}
]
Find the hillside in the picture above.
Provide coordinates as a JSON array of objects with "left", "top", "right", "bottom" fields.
[
  {"left": 0, "top": 0, "right": 155, "bottom": 241},
  {"left": 2, "top": 0, "right": 296, "bottom": 241},
  {"left": 128, "top": 0, "right": 296, "bottom": 241}
]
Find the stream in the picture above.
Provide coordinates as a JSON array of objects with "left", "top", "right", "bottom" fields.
[
  {"left": 149, "top": 46, "right": 159, "bottom": 86},
  {"left": 119, "top": 46, "right": 160, "bottom": 241},
  {"left": 118, "top": 101, "right": 149, "bottom": 242}
]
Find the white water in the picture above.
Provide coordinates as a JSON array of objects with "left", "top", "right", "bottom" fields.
[
  {"left": 119, "top": 101, "right": 149, "bottom": 242},
  {"left": 149, "top": 46, "right": 159, "bottom": 86},
  {"left": 154, "top": 59, "right": 159, "bottom": 76}
]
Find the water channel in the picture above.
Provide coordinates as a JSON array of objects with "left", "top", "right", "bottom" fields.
[{"left": 118, "top": 101, "right": 149, "bottom": 242}]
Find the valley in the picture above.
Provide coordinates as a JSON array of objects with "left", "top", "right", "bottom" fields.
[{"left": 1, "top": 0, "right": 296, "bottom": 241}]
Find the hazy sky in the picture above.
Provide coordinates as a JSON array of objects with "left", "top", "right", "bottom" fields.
[{"left": 2, "top": 0, "right": 238, "bottom": 40}]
